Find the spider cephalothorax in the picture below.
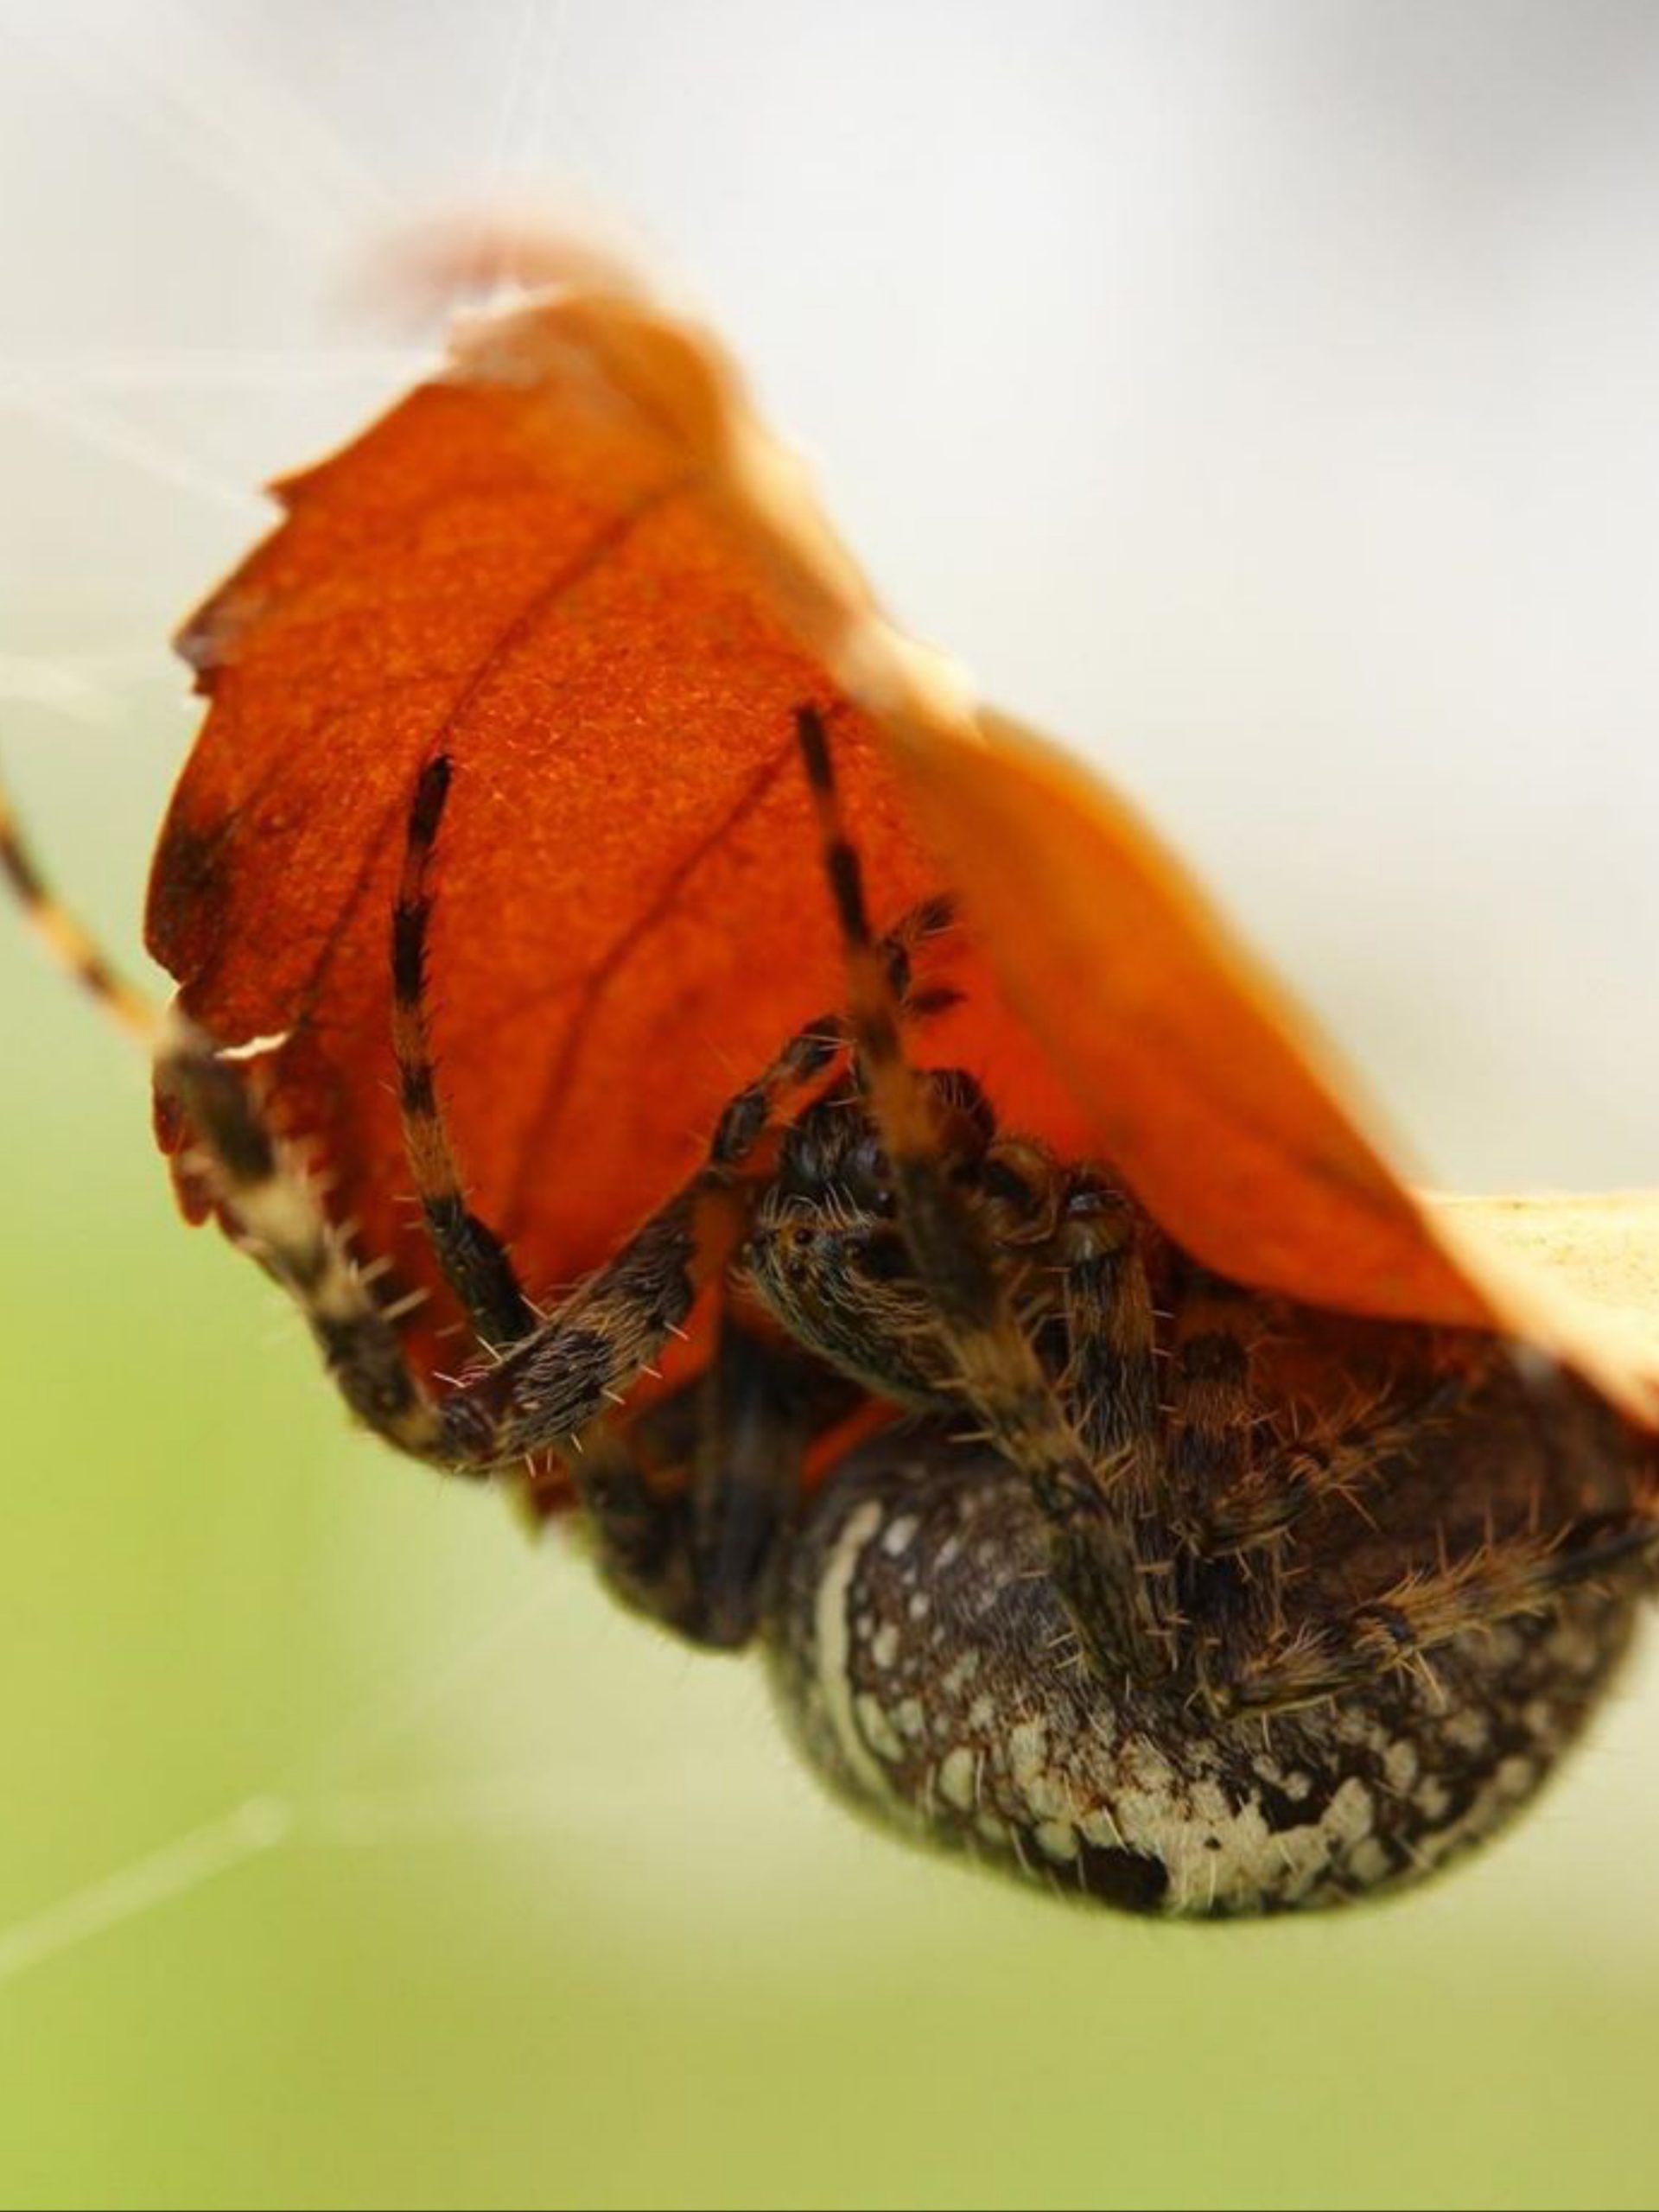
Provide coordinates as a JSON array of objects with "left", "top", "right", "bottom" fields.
[
  {"left": 744, "top": 1069, "right": 1069, "bottom": 1407},
  {"left": 3, "top": 706, "right": 1654, "bottom": 1916}
]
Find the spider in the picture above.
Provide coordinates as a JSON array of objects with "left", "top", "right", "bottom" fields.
[{"left": 3, "top": 703, "right": 1655, "bottom": 1917}]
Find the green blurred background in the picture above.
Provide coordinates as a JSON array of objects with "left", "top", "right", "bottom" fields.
[{"left": 3, "top": 6, "right": 1659, "bottom": 2207}]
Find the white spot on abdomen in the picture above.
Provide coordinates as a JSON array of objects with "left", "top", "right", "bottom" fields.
[{"left": 813, "top": 1503, "right": 901, "bottom": 1808}]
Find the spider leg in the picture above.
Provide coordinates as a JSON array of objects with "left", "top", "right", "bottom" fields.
[
  {"left": 709, "top": 893, "right": 959, "bottom": 1166},
  {"left": 1, "top": 757, "right": 156, "bottom": 1041},
  {"left": 170, "top": 976, "right": 763, "bottom": 1468},
  {"left": 1159, "top": 1290, "right": 1284, "bottom": 1695},
  {"left": 687, "top": 1311, "right": 828, "bottom": 1645},
  {"left": 392, "top": 754, "right": 537, "bottom": 1351},
  {"left": 154, "top": 1011, "right": 454, "bottom": 1457},
  {"left": 168, "top": 1000, "right": 760, "bottom": 1467},
  {"left": 1195, "top": 1376, "right": 1450, "bottom": 1557},
  {"left": 1166, "top": 1292, "right": 1258, "bottom": 1512},
  {"left": 793, "top": 703, "right": 1166, "bottom": 1679},
  {"left": 563, "top": 1303, "right": 858, "bottom": 1648},
  {"left": 0, "top": 754, "right": 460, "bottom": 1458},
  {"left": 1219, "top": 1509, "right": 1659, "bottom": 1715},
  {"left": 1041, "top": 1184, "right": 1195, "bottom": 1662},
  {"left": 1053, "top": 1186, "right": 1160, "bottom": 1470}
]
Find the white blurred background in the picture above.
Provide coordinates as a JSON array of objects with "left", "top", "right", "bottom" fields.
[
  {"left": 5, "top": 0, "right": 1658, "bottom": 1185},
  {"left": 2, "top": 7, "right": 1657, "bottom": 2207}
]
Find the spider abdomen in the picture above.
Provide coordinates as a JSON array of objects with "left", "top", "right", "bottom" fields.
[{"left": 766, "top": 1436, "right": 1640, "bottom": 1916}]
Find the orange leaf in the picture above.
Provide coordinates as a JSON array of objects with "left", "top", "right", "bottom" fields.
[
  {"left": 149, "top": 257, "right": 1659, "bottom": 1433},
  {"left": 149, "top": 289, "right": 1084, "bottom": 1378},
  {"left": 882, "top": 709, "right": 1659, "bottom": 1427}
]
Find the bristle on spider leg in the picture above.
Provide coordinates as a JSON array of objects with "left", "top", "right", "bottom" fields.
[{"left": 791, "top": 701, "right": 1165, "bottom": 1680}]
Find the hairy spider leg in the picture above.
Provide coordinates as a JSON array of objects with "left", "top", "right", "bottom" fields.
[
  {"left": 1192, "top": 1367, "right": 1459, "bottom": 1562},
  {"left": 153, "top": 1013, "right": 455, "bottom": 1455},
  {"left": 0, "top": 753, "right": 727, "bottom": 1469},
  {"left": 1157, "top": 1288, "right": 1286, "bottom": 1695},
  {"left": 392, "top": 753, "right": 538, "bottom": 1351},
  {"left": 0, "top": 757, "right": 457, "bottom": 1457},
  {"left": 708, "top": 893, "right": 960, "bottom": 1169},
  {"left": 574, "top": 1309, "right": 863, "bottom": 1649},
  {"left": 791, "top": 703, "right": 1167, "bottom": 1680},
  {"left": 1161, "top": 1288, "right": 1659, "bottom": 1716},
  {"left": 1224, "top": 1508, "right": 1659, "bottom": 1713}
]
